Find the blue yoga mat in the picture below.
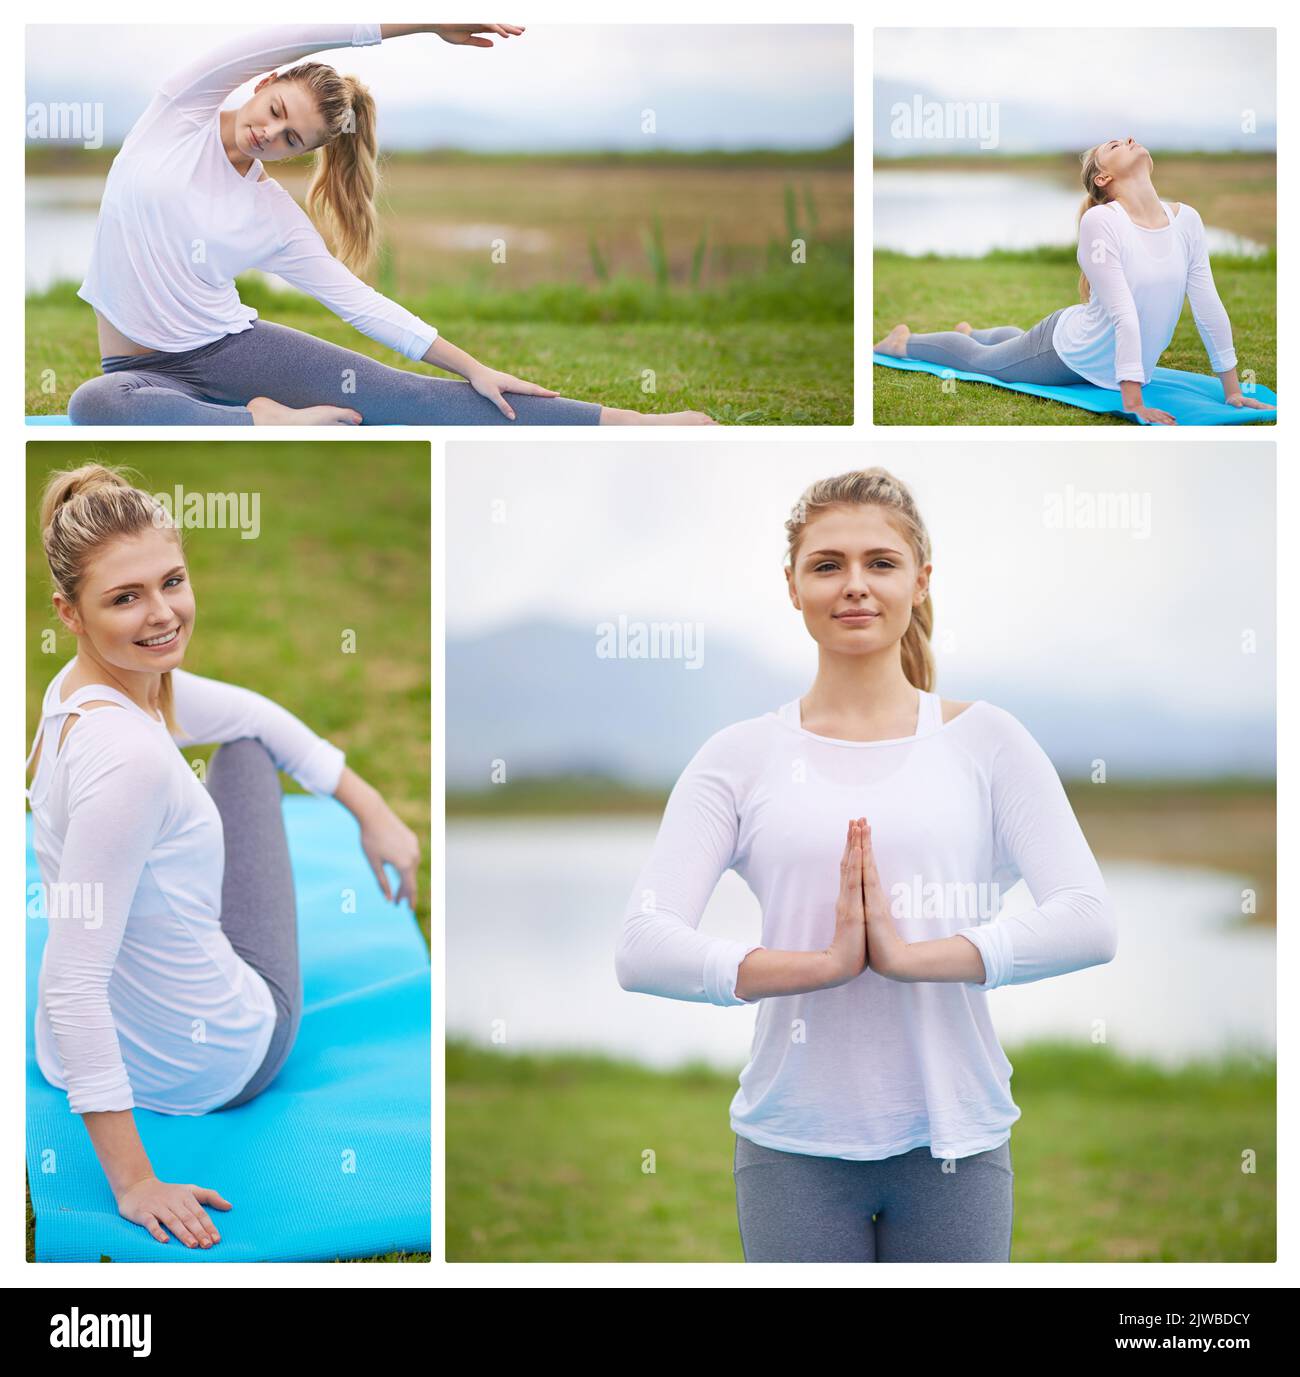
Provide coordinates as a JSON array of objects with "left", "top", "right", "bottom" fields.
[
  {"left": 27, "top": 416, "right": 72, "bottom": 425},
  {"left": 26, "top": 796, "right": 430, "bottom": 1263},
  {"left": 873, "top": 354, "right": 1277, "bottom": 425}
]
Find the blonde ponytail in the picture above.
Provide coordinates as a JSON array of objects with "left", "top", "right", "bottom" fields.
[{"left": 277, "top": 63, "right": 380, "bottom": 276}]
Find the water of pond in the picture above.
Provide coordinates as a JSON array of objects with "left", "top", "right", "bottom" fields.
[
  {"left": 446, "top": 817, "right": 1275, "bottom": 1074},
  {"left": 874, "top": 169, "right": 1268, "bottom": 258}
]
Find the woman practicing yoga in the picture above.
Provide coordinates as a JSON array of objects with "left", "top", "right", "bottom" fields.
[
  {"left": 876, "top": 137, "right": 1274, "bottom": 425},
  {"left": 615, "top": 467, "right": 1119, "bottom": 1263},
  {"left": 66, "top": 23, "right": 713, "bottom": 427},
  {"left": 26, "top": 464, "right": 421, "bottom": 1249}
]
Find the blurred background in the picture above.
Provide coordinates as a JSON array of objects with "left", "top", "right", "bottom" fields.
[
  {"left": 873, "top": 27, "right": 1276, "bottom": 422},
  {"left": 446, "top": 440, "right": 1275, "bottom": 1262},
  {"left": 26, "top": 24, "right": 853, "bottom": 424}
]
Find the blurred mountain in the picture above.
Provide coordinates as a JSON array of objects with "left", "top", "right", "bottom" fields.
[{"left": 446, "top": 619, "right": 1275, "bottom": 787}]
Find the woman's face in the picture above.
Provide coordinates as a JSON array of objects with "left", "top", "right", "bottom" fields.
[
  {"left": 56, "top": 527, "right": 195, "bottom": 677},
  {"left": 1094, "top": 136, "right": 1153, "bottom": 189},
  {"left": 234, "top": 78, "right": 330, "bottom": 162},
  {"left": 785, "top": 504, "right": 928, "bottom": 658}
]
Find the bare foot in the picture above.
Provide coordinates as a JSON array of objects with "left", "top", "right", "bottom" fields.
[
  {"left": 248, "top": 397, "right": 362, "bottom": 426},
  {"left": 954, "top": 322, "right": 973, "bottom": 335},
  {"left": 875, "top": 324, "right": 910, "bottom": 357},
  {"left": 599, "top": 408, "right": 718, "bottom": 426}
]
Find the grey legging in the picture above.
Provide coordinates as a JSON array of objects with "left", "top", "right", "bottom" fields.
[
  {"left": 65, "top": 318, "right": 603, "bottom": 426},
  {"left": 733, "top": 1132, "right": 1014, "bottom": 1262},
  {"left": 207, "top": 739, "right": 302, "bottom": 1110},
  {"left": 902, "top": 307, "right": 1084, "bottom": 385}
]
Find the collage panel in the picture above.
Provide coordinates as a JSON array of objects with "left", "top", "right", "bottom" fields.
[
  {"left": 25, "top": 22, "right": 852, "bottom": 429},
  {"left": 445, "top": 439, "right": 1275, "bottom": 1266},
  {"left": 23, "top": 440, "right": 431, "bottom": 1262},
  {"left": 873, "top": 27, "right": 1276, "bottom": 428}
]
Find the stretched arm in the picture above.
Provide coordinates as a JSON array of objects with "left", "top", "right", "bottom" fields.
[
  {"left": 262, "top": 194, "right": 440, "bottom": 363},
  {"left": 1182, "top": 206, "right": 1237, "bottom": 384},
  {"left": 159, "top": 24, "right": 383, "bottom": 121},
  {"left": 1078, "top": 208, "right": 1175, "bottom": 423},
  {"left": 382, "top": 23, "right": 525, "bottom": 45},
  {"left": 44, "top": 715, "right": 228, "bottom": 1246},
  {"left": 1179, "top": 208, "right": 1270, "bottom": 408},
  {"left": 170, "top": 668, "right": 419, "bottom": 905},
  {"left": 169, "top": 666, "right": 344, "bottom": 796}
]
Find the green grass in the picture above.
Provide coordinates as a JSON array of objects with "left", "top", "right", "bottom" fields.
[
  {"left": 26, "top": 261, "right": 853, "bottom": 425},
  {"left": 26, "top": 442, "right": 430, "bottom": 1263},
  {"left": 873, "top": 248, "right": 1276, "bottom": 425},
  {"left": 446, "top": 1038, "right": 1275, "bottom": 1263}
]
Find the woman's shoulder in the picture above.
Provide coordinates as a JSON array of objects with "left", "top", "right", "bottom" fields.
[
  {"left": 1079, "top": 200, "right": 1122, "bottom": 230},
  {"left": 57, "top": 702, "right": 175, "bottom": 786},
  {"left": 940, "top": 696, "right": 1035, "bottom": 743},
  {"left": 940, "top": 697, "right": 977, "bottom": 725},
  {"left": 690, "top": 710, "right": 781, "bottom": 760}
]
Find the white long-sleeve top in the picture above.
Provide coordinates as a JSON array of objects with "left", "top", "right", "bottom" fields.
[
  {"left": 28, "top": 662, "right": 346, "bottom": 1116},
  {"left": 615, "top": 691, "right": 1118, "bottom": 1160},
  {"left": 1053, "top": 200, "right": 1236, "bottom": 389},
  {"left": 77, "top": 24, "right": 439, "bottom": 361}
]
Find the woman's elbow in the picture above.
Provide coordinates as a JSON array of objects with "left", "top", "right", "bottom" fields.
[
  {"left": 1083, "top": 892, "right": 1119, "bottom": 970},
  {"left": 614, "top": 931, "right": 646, "bottom": 994}
]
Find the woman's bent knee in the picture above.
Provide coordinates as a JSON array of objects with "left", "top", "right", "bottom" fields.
[
  {"left": 67, "top": 373, "right": 139, "bottom": 425},
  {"left": 208, "top": 737, "right": 280, "bottom": 791}
]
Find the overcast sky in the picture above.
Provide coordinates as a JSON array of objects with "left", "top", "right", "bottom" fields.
[
  {"left": 445, "top": 440, "right": 1276, "bottom": 718},
  {"left": 875, "top": 28, "right": 1275, "bottom": 153},
  {"left": 26, "top": 24, "right": 853, "bottom": 151}
]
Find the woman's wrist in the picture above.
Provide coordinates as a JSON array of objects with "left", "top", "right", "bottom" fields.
[
  {"left": 420, "top": 335, "right": 481, "bottom": 380},
  {"left": 82, "top": 1109, "right": 155, "bottom": 1200},
  {"left": 379, "top": 24, "right": 438, "bottom": 40},
  {"left": 1119, "top": 380, "right": 1144, "bottom": 411},
  {"left": 333, "top": 765, "right": 384, "bottom": 823}
]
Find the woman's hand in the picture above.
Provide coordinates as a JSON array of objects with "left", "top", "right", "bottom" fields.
[
  {"left": 821, "top": 819, "right": 869, "bottom": 987},
  {"left": 1223, "top": 392, "right": 1276, "bottom": 411},
  {"left": 433, "top": 24, "right": 525, "bottom": 47},
  {"left": 116, "top": 1176, "right": 231, "bottom": 1249},
  {"left": 333, "top": 768, "right": 421, "bottom": 906},
  {"left": 466, "top": 364, "right": 560, "bottom": 421},
  {"left": 859, "top": 817, "right": 910, "bottom": 980},
  {"left": 358, "top": 798, "right": 421, "bottom": 906},
  {"left": 1120, "top": 381, "right": 1177, "bottom": 426},
  {"left": 1132, "top": 405, "right": 1178, "bottom": 426}
]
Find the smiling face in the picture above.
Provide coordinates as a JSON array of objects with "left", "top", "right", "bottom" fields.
[
  {"left": 785, "top": 504, "right": 929, "bottom": 658},
  {"left": 54, "top": 526, "right": 195, "bottom": 677},
  {"left": 1092, "top": 136, "right": 1154, "bottom": 191},
  {"left": 232, "top": 76, "right": 331, "bottom": 162}
]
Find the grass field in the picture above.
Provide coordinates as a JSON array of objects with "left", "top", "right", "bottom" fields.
[
  {"left": 446, "top": 1038, "right": 1275, "bottom": 1263},
  {"left": 25, "top": 149, "right": 854, "bottom": 423},
  {"left": 873, "top": 248, "right": 1276, "bottom": 425},
  {"left": 25, "top": 441, "right": 431, "bottom": 1262}
]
